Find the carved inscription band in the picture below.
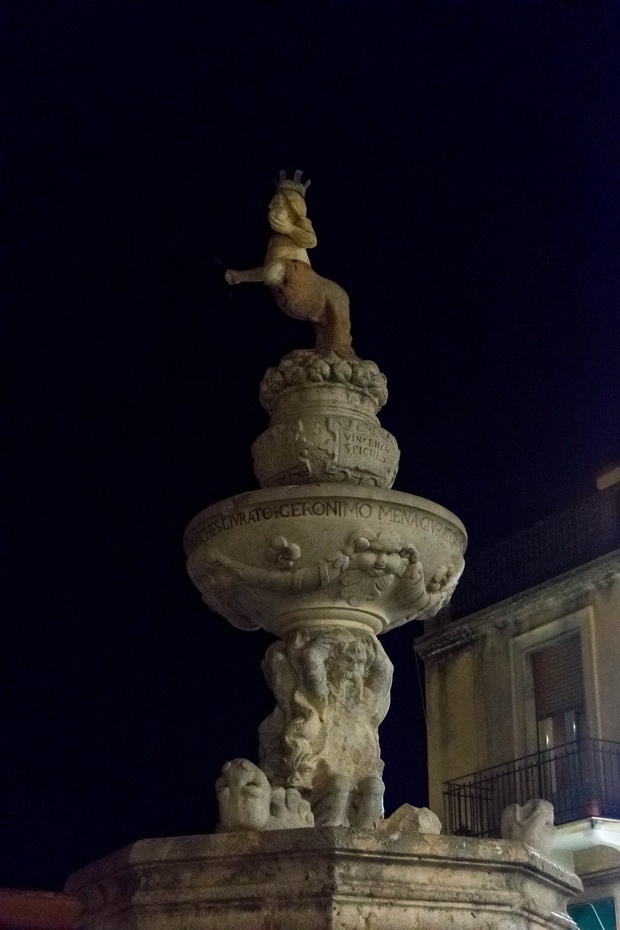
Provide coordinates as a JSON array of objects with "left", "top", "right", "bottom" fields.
[{"left": 198, "top": 498, "right": 465, "bottom": 551}]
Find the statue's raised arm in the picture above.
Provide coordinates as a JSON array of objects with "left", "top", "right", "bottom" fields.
[{"left": 225, "top": 170, "right": 353, "bottom": 355}]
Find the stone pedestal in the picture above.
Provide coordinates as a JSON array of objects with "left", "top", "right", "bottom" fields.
[{"left": 66, "top": 827, "right": 581, "bottom": 930}]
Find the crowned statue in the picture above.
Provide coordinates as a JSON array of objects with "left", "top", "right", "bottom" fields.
[{"left": 225, "top": 170, "right": 353, "bottom": 355}]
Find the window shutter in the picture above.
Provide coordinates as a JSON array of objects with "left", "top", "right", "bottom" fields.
[{"left": 531, "top": 634, "right": 584, "bottom": 719}]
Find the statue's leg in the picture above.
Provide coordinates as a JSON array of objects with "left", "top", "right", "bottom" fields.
[
  {"left": 271, "top": 260, "right": 321, "bottom": 322},
  {"left": 271, "top": 261, "right": 353, "bottom": 354},
  {"left": 351, "top": 775, "right": 385, "bottom": 829},
  {"left": 311, "top": 772, "right": 353, "bottom": 826},
  {"left": 313, "top": 283, "right": 353, "bottom": 354},
  {"left": 226, "top": 267, "right": 265, "bottom": 285}
]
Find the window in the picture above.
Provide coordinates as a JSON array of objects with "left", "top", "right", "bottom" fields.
[
  {"left": 568, "top": 898, "right": 617, "bottom": 930},
  {"left": 532, "top": 633, "right": 587, "bottom": 751},
  {"left": 509, "top": 607, "right": 601, "bottom": 759}
]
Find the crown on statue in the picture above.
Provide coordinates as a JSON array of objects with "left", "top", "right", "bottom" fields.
[{"left": 276, "top": 169, "right": 311, "bottom": 197}]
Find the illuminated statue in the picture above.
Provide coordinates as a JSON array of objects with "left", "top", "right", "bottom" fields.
[{"left": 225, "top": 170, "right": 353, "bottom": 354}]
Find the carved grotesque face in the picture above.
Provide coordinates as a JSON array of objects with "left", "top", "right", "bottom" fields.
[
  {"left": 343, "top": 641, "right": 372, "bottom": 682},
  {"left": 349, "top": 532, "right": 409, "bottom": 577},
  {"left": 323, "top": 636, "right": 374, "bottom": 692}
]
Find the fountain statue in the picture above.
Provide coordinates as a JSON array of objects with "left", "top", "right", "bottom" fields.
[
  {"left": 65, "top": 173, "right": 581, "bottom": 930},
  {"left": 225, "top": 169, "right": 353, "bottom": 355},
  {"left": 184, "top": 170, "right": 465, "bottom": 831}
]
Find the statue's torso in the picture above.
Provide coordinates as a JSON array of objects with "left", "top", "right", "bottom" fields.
[{"left": 265, "top": 233, "right": 311, "bottom": 267}]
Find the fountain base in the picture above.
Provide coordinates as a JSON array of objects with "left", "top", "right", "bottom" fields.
[{"left": 66, "top": 825, "right": 581, "bottom": 930}]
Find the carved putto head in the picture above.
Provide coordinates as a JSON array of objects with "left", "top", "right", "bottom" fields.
[{"left": 345, "top": 529, "right": 417, "bottom": 577}]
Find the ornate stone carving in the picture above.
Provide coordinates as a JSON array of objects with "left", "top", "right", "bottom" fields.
[
  {"left": 252, "top": 415, "right": 399, "bottom": 489},
  {"left": 501, "top": 799, "right": 557, "bottom": 856},
  {"left": 216, "top": 759, "right": 314, "bottom": 832},
  {"left": 253, "top": 350, "right": 398, "bottom": 489},
  {"left": 67, "top": 174, "right": 576, "bottom": 930},
  {"left": 225, "top": 172, "right": 353, "bottom": 354},
  {"left": 181, "top": 174, "right": 468, "bottom": 835},
  {"left": 339, "top": 529, "right": 457, "bottom": 618},
  {"left": 258, "top": 626, "right": 392, "bottom": 828},
  {"left": 259, "top": 350, "right": 388, "bottom": 416},
  {"left": 184, "top": 486, "right": 466, "bottom": 636}
]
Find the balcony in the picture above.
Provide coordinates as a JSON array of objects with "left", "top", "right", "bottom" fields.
[{"left": 444, "top": 739, "right": 620, "bottom": 838}]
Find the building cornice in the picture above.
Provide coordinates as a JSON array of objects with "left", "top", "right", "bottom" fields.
[{"left": 415, "top": 549, "right": 620, "bottom": 663}]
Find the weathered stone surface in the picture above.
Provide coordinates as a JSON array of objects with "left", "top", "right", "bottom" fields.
[
  {"left": 189, "top": 175, "right": 468, "bottom": 830},
  {"left": 501, "top": 799, "right": 557, "bottom": 856},
  {"left": 259, "top": 350, "right": 389, "bottom": 416},
  {"left": 186, "top": 485, "right": 465, "bottom": 824},
  {"left": 253, "top": 410, "right": 399, "bottom": 489},
  {"left": 66, "top": 828, "right": 582, "bottom": 930},
  {"left": 253, "top": 350, "right": 398, "bottom": 489},
  {"left": 216, "top": 759, "right": 314, "bottom": 831},
  {"left": 259, "top": 626, "right": 392, "bottom": 827},
  {"left": 379, "top": 802, "right": 442, "bottom": 835},
  {"left": 184, "top": 485, "right": 466, "bottom": 636},
  {"left": 66, "top": 173, "right": 576, "bottom": 930}
]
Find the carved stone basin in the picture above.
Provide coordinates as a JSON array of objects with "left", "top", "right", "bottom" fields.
[{"left": 184, "top": 484, "right": 466, "bottom": 637}]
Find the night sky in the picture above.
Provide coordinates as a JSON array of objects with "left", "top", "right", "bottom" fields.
[{"left": 4, "top": 0, "right": 620, "bottom": 890}]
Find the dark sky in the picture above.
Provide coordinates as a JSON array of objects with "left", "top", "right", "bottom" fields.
[{"left": 4, "top": 0, "right": 620, "bottom": 891}]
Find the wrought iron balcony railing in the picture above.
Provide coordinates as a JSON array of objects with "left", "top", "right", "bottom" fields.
[{"left": 444, "top": 739, "right": 620, "bottom": 838}]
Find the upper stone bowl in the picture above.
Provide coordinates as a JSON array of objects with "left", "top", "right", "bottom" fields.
[
  {"left": 184, "top": 485, "right": 466, "bottom": 636},
  {"left": 252, "top": 350, "right": 400, "bottom": 489}
]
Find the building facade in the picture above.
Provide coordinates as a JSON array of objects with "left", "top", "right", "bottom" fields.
[{"left": 416, "top": 472, "right": 620, "bottom": 929}]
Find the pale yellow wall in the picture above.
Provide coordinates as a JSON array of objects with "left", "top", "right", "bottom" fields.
[
  {"left": 426, "top": 628, "right": 523, "bottom": 818},
  {"left": 424, "top": 565, "right": 620, "bottom": 825},
  {"left": 574, "top": 845, "right": 620, "bottom": 878},
  {"left": 590, "top": 578, "right": 620, "bottom": 743},
  {"left": 478, "top": 631, "right": 515, "bottom": 767},
  {"left": 426, "top": 646, "right": 487, "bottom": 817}
]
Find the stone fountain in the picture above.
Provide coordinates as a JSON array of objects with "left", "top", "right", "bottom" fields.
[{"left": 66, "top": 172, "right": 581, "bottom": 930}]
